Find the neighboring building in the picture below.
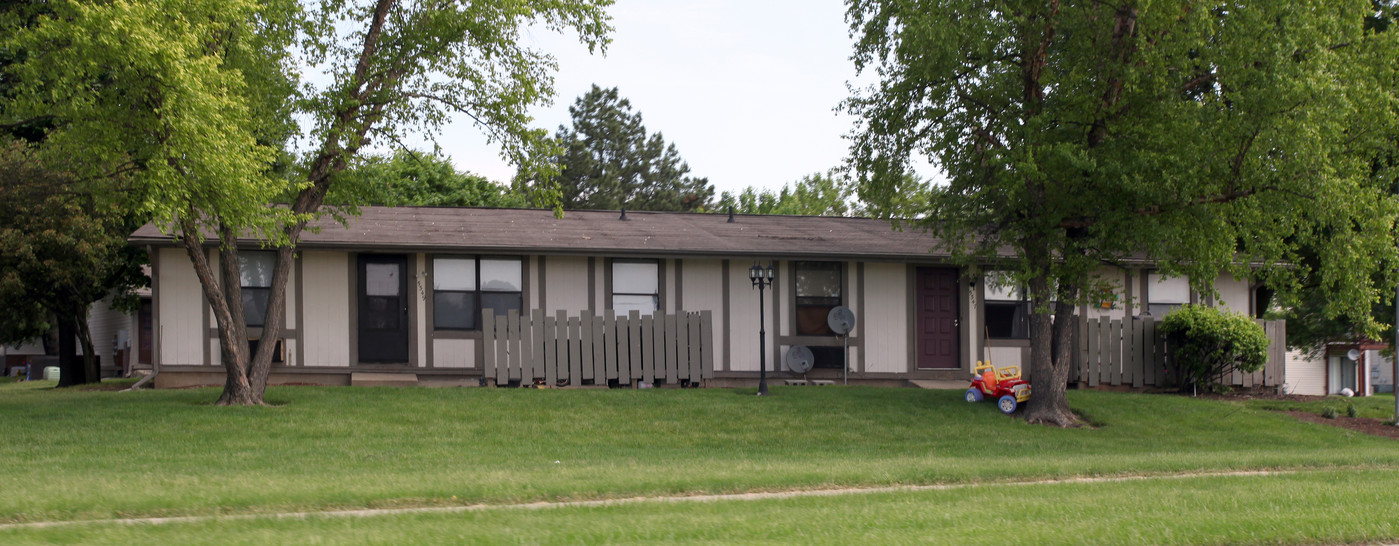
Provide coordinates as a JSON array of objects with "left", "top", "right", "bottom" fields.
[{"left": 130, "top": 206, "right": 1288, "bottom": 389}]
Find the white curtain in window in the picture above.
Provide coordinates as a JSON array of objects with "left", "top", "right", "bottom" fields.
[
  {"left": 238, "top": 251, "right": 276, "bottom": 288},
  {"left": 434, "top": 258, "right": 476, "bottom": 291},
  {"left": 480, "top": 259, "right": 523, "bottom": 292}
]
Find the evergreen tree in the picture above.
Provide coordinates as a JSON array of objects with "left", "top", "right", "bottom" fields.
[{"left": 541, "top": 85, "right": 713, "bottom": 211}]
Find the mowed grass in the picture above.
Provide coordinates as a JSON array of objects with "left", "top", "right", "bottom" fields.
[
  {"left": 1246, "top": 392, "right": 1398, "bottom": 420},
  {"left": 1, "top": 380, "right": 1396, "bottom": 527},
  {"left": 6, "top": 469, "right": 1397, "bottom": 545}
]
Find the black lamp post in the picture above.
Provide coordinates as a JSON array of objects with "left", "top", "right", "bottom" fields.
[{"left": 750, "top": 262, "right": 775, "bottom": 396}]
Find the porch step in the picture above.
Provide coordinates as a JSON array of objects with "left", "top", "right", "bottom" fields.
[
  {"left": 351, "top": 372, "right": 419, "bottom": 387},
  {"left": 907, "top": 379, "right": 969, "bottom": 390}
]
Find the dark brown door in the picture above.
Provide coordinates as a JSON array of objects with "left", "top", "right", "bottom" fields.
[
  {"left": 916, "top": 267, "right": 960, "bottom": 369},
  {"left": 137, "top": 298, "right": 153, "bottom": 364},
  {"left": 358, "top": 255, "right": 410, "bottom": 363}
]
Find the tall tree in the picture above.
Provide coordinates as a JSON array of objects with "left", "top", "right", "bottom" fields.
[
  {"left": 329, "top": 150, "right": 526, "bottom": 208},
  {"left": 538, "top": 85, "right": 714, "bottom": 211},
  {"left": 847, "top": 0, "right": 1399, "bottom": 425},
  {"left": 0, "top": 142, "right": 146, "bottom": 386},
  {"left": 4, "top": 0, "right": 612, "bottom": 405}
]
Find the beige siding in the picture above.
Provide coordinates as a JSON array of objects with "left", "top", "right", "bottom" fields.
[
  {"left": 209, "top": 338, "right": 221, "bottom": 367},
  {"left": 987, "top": 346, "right": 1024, "bottom": 369},
  {"left": 84, "top": 295, "right": 133, "bottom": 371},
  {"left": 414, "top": 253, "right": 427, "bottom": 367},
  {"left": 158, "top": 247, "right": 205, "bottom": 366},
  {"left": 728, "top": 262, "right": 762, "bottom": 371},
  {"left": 863, "top": 262, "right": 909, "bottom": 373},
  {"left": 592, "top": 258, "right": 606, "bottom": 311},
  {"left": 433, "top": 338, "right": 474, "bottom": 368},
  {"left": 300, "top": 251, "right": 350, "bottom": 367},
  {"left": 545, "top": 256, "right": 590, "bottom": 314},
  {"left": 528, "top": 256, "right": 541, "bottom": 311},
  {"left": 1284, "top": 349, "right": 1326, "bottom": 396},
  {"left": 682, "top": 259, "right": 724, "bottom": 361},
  {"left": 777, "top": 261, "right": 793, "bottom": 337},
  {"left": 286, "top": 257, "right": 298, "bottom": 329},
  {"left": 1213, "top": 274, "right": 1250, "bottom": 315},
  {"left": 1367, "top": 349, "right": 1393, "bottom": 391},
  {"left": 964, "top": 267, "right": 980, "bottom": 366},
  {"left": 664, "top": 259, "right": 677, "bottom": 313},
  {"left": 1084, "top": 267, "right": 1130, "bottom": 321}
]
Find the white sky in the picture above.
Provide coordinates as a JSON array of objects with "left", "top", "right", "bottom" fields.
[{"left": 433, "top": 0, "right": 863, "bottom": 196}]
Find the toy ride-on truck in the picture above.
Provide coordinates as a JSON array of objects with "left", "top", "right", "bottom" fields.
[{"left": 965, "top": 361, "right": 1031, "bottom": 414}]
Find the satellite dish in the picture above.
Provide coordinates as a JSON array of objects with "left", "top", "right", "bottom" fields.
[
  {"left": 785, "top": 345, "right": 815, "bottom": 374},
  {"left": 1347, "top": 348, "right": 1361, "bottom": 361},
  {"left": 827, "top": 306, "right": 856, "bottom": 336}
]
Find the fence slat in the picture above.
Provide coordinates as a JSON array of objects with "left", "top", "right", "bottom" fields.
[
  {"left": 543, "top": 313, "right": 558, "bottom": 386},
  {"left": 1086, "top": 319, "right": 1100, "bottom": 387},
  {"left": 700, "top": 311, "right": 715, "bottom": 380},
  {"left": 611, "top": 312, "right": 628, "bottom": 383},
  {"left": 495, "top": 314, "right": 510, "bottom": 385},
  {"left": 668, "top": 313, "right": 685, "bottom": 380},
  {"left": 567, "top": 316, "right": 581, "bottom": 385},
  {"left": 627, "top": 310, "right": 643, "bottom": 384},
  {"left": 1129, "top": 317, "right": 1143, "bottom": 388},
  {"left": 592, "top": 315, "right": 606, "bottom": 383},
  {"left": 482, "top": 309, "right": 497, "bottom": 385},
  {"left": 581, "top": 311, "right": 595, "bottom": 383},
  {"left": 506, "top": 310, "right": 522, "bottom": 382},
  {"left": 687, "top": 313, "right": 702, "bottom": 382},
  {"left": 1142, "top": 318, "right": 1157, "bottom": 387},
  {"left": 640, "top": 315, "right": 655, "bottom": 384}
]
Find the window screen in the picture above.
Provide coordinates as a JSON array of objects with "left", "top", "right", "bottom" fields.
[
  {"left": 795, "top": 261, "right": 842, "bottom": 335},
  {"left": 612, "top": 260, "right": 659, "bottom": 315},
  {"left": 983, "top": 271, "right": 1028, "bottom": 339},
  {"left": 433, "top": 257, "right": 523, "bottom": 330},
  {"left": 239, "top": 251, "right": 276, "bottom": 327}
]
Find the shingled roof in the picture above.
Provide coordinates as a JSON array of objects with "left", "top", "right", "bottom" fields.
[{"left": 130, "top": 206, "right": 969, "bottom": 261}]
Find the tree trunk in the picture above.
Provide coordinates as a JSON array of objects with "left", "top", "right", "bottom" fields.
[
  {"left": 75, "top": 312, "right": 100, "bottom": 384},
  {"left": 177, "top": 217, "right": 260, "bottom": 406},
  {"left": 1021, "top": 245, "right": 1080, "bottom": 426},
  {"left": 55, "top": 313, "right": 85, "bottom": 387}
]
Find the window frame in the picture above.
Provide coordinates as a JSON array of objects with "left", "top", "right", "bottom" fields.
[
  {"left": 238, "top": 250, "right": 276, "bottom": 328},
  {"left": 1146, "top": 272, "right": 1190, "bottom": 317},
  {"left": 793, "top": 261, "right": 844, "bottom": 336},
  {"left": 430, "top": 255, "right": 524, "bottom": 331},
  {"left": 982, "top": 270, "right": 1030, "bottom": 340},
  {"left": 609, "top": 258, "right": 661, "bottom": 316}
]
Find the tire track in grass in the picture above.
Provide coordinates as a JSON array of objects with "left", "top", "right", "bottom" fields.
[{"left": 0, "top": 467, "right": 1381, "bottom": 530}]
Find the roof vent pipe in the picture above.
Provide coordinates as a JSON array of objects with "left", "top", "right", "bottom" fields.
[
  {"left": 727, "top": 206, "right": 735, "bottom": 223},
  {"left": 619, "top": 208, "right": 628, "bottom": 221}
]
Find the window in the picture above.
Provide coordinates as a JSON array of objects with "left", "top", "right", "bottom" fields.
[
  {"left": 433, "top": 257, "right": 523, "bottom": 330},
  {"left": 612, "top": 260, "right": 659, "bottom": 315},
  {"left": 1147, "top": 273, "right": 1188, "bottom": 316},
  {"left": 795, "top": 261, "right": 842, "bottom": 335},
  {"left": 239, "top": 251, "right": 275, "bottom": 327},
  {"left": 983, "top": 271, "right": 1028, "bottom": 339}
]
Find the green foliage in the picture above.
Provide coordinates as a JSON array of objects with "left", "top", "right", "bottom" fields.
[
  {"left": 0, "top": 142, "right": 145, "bottom": 345},
  {"left": 716, "top": 171, "right": 863, "bottom": 216},
  {"left": 1159, "top": 305, "right": 1269, "bottom": 390},
  {"left": 533, "top": 85, "right": 714, "bottom": 211},
  {"left": 1347, "top": 402, "right": 1360, "bottom": 418},
  {"left": 1322, "top": 406, "right": 1340, "bottom": 419},
  {"left": 327, "top": 150, "right": 525, "bottom": 208},
  {"left": 846, "top": 0, "right": 1399, "bottom": 420}
]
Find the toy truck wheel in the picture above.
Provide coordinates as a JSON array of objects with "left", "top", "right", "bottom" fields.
[
  {"left": 997, "top": 395, "right": 1018, "bottom": 414},
  {"left": 965, "top": 388, "right": 983, "bottom": 403}
]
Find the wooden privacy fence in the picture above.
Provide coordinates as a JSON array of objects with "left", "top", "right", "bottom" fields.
[
  {"left": 481, "top": 309, "right": 715, "bottom": 387},
  {"left": 1074, "top": 317, "right": 1287, "bottom": 389}
]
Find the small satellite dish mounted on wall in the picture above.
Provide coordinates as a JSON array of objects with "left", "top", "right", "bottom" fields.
[
  {"left": 828, "top": 306, "right": 856, "bottom": 335},
  {"left": 1347, "top": 348, "right": 1361, "bottom": 362},
  {"left": 827, "top": 306, "right": 856, "bottom": 385},
  {"left": 785, "top": 345, "right": 815, "bottom": 378}
]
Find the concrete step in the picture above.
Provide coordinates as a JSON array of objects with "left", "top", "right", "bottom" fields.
[{"left": 351, "top": 372, "right": 419, "bottom": 387}]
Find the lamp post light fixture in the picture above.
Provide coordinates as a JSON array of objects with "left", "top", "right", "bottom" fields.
[{"left": 750, "top": 263, "right": 776, "bottom": 396}]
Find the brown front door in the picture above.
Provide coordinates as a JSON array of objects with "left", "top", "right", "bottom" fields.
[{"left": 916, "top": 267, "right": 960, "bottom": 369}]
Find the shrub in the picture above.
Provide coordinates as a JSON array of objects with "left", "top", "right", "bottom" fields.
[
  {"left": 1159, "top": 304, "right": 1269, "bottom": 392},
  {"left": 1346, "top": 403, "right": 1359, "bottom": 418},
  {"left": 1322, "top": 406, "right": 1339, "bottom": 419}
]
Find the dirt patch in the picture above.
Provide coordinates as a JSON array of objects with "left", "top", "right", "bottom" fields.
[{"left": 1284, "top": 411, "right": 1399, "bottom": 440}]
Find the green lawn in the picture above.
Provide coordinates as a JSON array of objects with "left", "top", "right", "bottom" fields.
[
  {"left": 1245, "top": 392, "right": 1398, "bottom": 420},
  {"left": 1, "top": 380, "right": 1396, "bottom": 543}
]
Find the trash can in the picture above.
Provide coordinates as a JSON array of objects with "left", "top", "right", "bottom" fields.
[{"left": 43, "top": 366, "right": 60, "bottom": 381}]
